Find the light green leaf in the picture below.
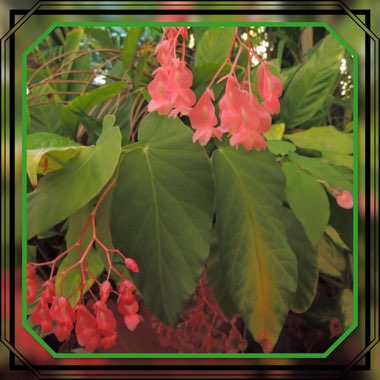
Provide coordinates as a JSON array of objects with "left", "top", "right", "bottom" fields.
[
  {"left": 317, "top": 234, "right": 347, "bottom": 279},
  {"left": 195, "top": 27, "right": 235, "bottom": 67},
  {"left": 27, "top": 125, "right": 121, "bottom": 238},
  {"left": 263, "top": 123, "right": 285, "bottom": 141},
  {"left": 284, "top": 126, "right": 353, "bottom": 154},
  {"left": 110, "top": 113, "right": 214, "bottom": 326},
  {"left": 288, "top": 153, "right": 352, "bottom": 192},
  {"left": 60, "top": 81, "right": 127, "bottom": 134},
  {"left": 280, "top": 34, "right": 345, "bottom": 128},
  {"left": 212, "top": 147, "right": 297, "bottom": 352},
  {"left": 281, "top": 208, "right": 318, "bottom": 313},
  {"left": 322, "top": 151, "right": 353, "bottom": 169},
  {"left": 122, "top": 27, "right": 144, "bottom": 69},
  {"left": 27, "top": 145, "right": 88, "bottom": 187},
  {"left": 266, "top": 140, "right": 296, "bottom": 156},
  {"left": 27, "top": 132, "right": 79, "bottom": 149},
  {"left": 282, "top": 162, "right": 330, "bottom": 245}
]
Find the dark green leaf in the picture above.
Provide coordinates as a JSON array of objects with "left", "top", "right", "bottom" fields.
[
  {"left": 281, "top": 208, "right": 318, "bottom": 313},
  {"left": 280, "top": 34, "right": 345, "bottom": 129},
  {"left": 282, "top": 162, "right": 330, "bottom": 245},
  {"left": 212, "top": 147, "right": 297, "bottom": 352},
  {"left": 110, "top": 113, "right": 214, "bottom": 326},
  {"left": 195, "top": 27, "right": 235, "bottom": 67},
  {"left": 122, "top": 27, "right": 144, "bottom": 69}
]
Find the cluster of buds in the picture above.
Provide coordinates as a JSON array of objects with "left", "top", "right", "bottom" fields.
[
  {"left": 27, "top": 179, "right": 143, "bottom": 352},
  {"left": 148, "top": 27, "right": 283, "bottom": 151},
  {"left": 152, "top": 272, "right": 247, "bottom": 353},
  {"left": 148, "top": 27, "right": 195, "bottom": 117}
]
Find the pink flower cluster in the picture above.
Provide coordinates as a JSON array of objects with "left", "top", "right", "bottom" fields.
[
  {"left": 28, "top": 258, "right": 142, "bottom": 352},
  {"left": 148, "top": 27, "right": 283, "bottom": 151},
  {"left": 148, "top": 27, "right": 196, "bottom": 118}
]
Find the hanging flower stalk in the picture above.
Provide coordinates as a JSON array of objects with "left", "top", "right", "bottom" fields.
[{"left": 27, "top": 179, "right": 142, "bottom": 352}]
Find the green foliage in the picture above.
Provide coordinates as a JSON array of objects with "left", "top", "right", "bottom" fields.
[
  {"left": 280, "top": 34, "right": 345, "bottom": 129},
  {"left": 110, "top": 114, "right": 214, "bottom": 326},
  {"left": 26, "top": 26, "right": 354, "bottom": 353}
]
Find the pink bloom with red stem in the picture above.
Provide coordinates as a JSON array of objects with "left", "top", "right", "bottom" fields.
[
  {"left": 333, "top": 189, "right": 353, "bottom": 209},
  {"left": 257, "top": 61, "right": 283, "bottom": 115},
  {"left": 189, "top": 88, "right": 222, "bottom": 146}
]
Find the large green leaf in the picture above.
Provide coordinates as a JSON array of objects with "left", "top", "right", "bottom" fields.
[
  {"left": 280, "top": 34, "right": 345, "bottom": 129},
  {"left": 122, "top": 27, "right": 144, "bottom": 69},
  {"left": 195, "top": 27, "right": 235, "bottom": 67},
  {"left": 55, "top": 204, "right": 104, "bottom": 307},
  {"left": 317, "top": 233, "right": 347, "bottom": 279},
  {"left": 207, "top": 229, "right": 237, "bottom": 319},
  {"left": 281, "top": 208, "right": 318, "bottom": 313},
  {"left": 288, "top": 153, "right": 352, "bottom": 192},
  {"left": 59, "top": 81, "right": 127, "bottom": 135},
  {"left": 110, "top": 113, "right": 214, "bottom": 326},
  {"left": 285, "top": 126, "right": 353, "bottom": 154},
  {"left": 212, "top": 147, "right": 297, "bottom": 352},
  {"left": 27, "top": 125, "right": 121, "bottom": 238},
  {"left": 282, "top": 162, "right": 330, "bottom": 245}
]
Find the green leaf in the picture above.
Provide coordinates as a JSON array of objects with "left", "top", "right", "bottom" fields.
[
  {"left": 266, "top": 140, "right": 296, "bottom": 156},
  {"left": 110, "top": 113, "right": 214, "bottom": 326},
  {"left": 195, "top": 27, "right": 235, "bottom": 67},
  {"left": 281, "top": 208, "right": 318, "bottom": 313},
  {"left": 28, "top": 102, "right": 64, "bottom": 134},
  {"left": 59, "top": 28, "right": 85, "bottom": 93},
  {"left": 27, "top": 145, "right": 88, "bottom": 187},
  {"left": 122, "top": 27, "right": 144, "bottom": 69},
  {"left": 288, "top": 153, "right": 352, "bottom": 192},
  {"left": 322, "top": 151, "right": 353, "bottom": 170},
  {"left": 263, "top": 123, "right": 285, "bottom": 141},
  {"left": 192, "top": 63, "right": 230, "bottom": 88},
  {"left": 60, "top": 81, "right": 127, "bottom": 135},
  {"left": 339, "top": 288, "right": 353, "bottom": 330},
  {"left": 282, "top": 162, "right": 330, "bottom": 245},
  {"left": 317, "top": 233, "right": 347, "bottom": 279},
  {"left": 27, "top": 132, "right": 80, "bottom": 149},
  {"left": 27, "top": 125, "right": 121, "bottom": 239},
  {"left": 207, "top": 229, "right": 237, "bottom": 319},
  {"left": 280, "top": 34, "right": 345, "bottom": 129},
  {"left": 284, "top": 126, "right": 353, "bottom": 154},
  {"left": 212, "top": 147, "right": 297, "bottom": 352},
  {"left": 86, "top": 27, "right": 115, "bottom": 49}
]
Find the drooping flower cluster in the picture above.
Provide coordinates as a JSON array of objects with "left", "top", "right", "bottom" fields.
[
  {"left": 27, "top": 179, "right": 143, "bottom": 352},
  {"left": 148, "top": 27, "right": 283, "bottom": 151},
  {"left": 148, "top": 27, "right": 196, "bottom": 118},
  {"left": 152, "top": 272, "right": 247, "bottom": 353}
]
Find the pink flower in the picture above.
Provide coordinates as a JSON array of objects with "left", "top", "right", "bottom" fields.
[
  {"left": 190, "top": 88, "right": 222, "bottom": 146},
  {"left": 41, "top": 280, "right": 55, "bottom": 303},
  {"left": 93, "top": 301, "right": 117, "bottom": 336},
  {"left": 335, "top": 190, "right": 353, "bottom": 209},
  {"left": 75, "top": 305, "right": 102, "bottom": 352},
  {"left": 53, "top": 323, "right": 72, "bottom": 342},
  {"left": 31, "top": 301, "right": 53, "bottom": 333},
  {"left": 147, "top": 68, "right": 173, "bottom": 115},
  {"left": 219, "top": 75, "right": 271, "bottom": 151},
  {"left": 49, "top": 296, "right": 75, "bottom": 327},
  {"left": 156, "top": 39, "right": 173, "bottom": 66},
  {"left": 124, "top": 313, "right": 143, "bottom": 331},
  {"left": 27, "top": 278, "right": 37, "bottom": 304},
  {"left": 125, "top": 258, "right": 139, "bottom": 273},
  {"left": 257, "top": 62, "right": 283, "bottom": 114},
  {"left": 99, "top": 281, "right": 112, "bottom": 304}
]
